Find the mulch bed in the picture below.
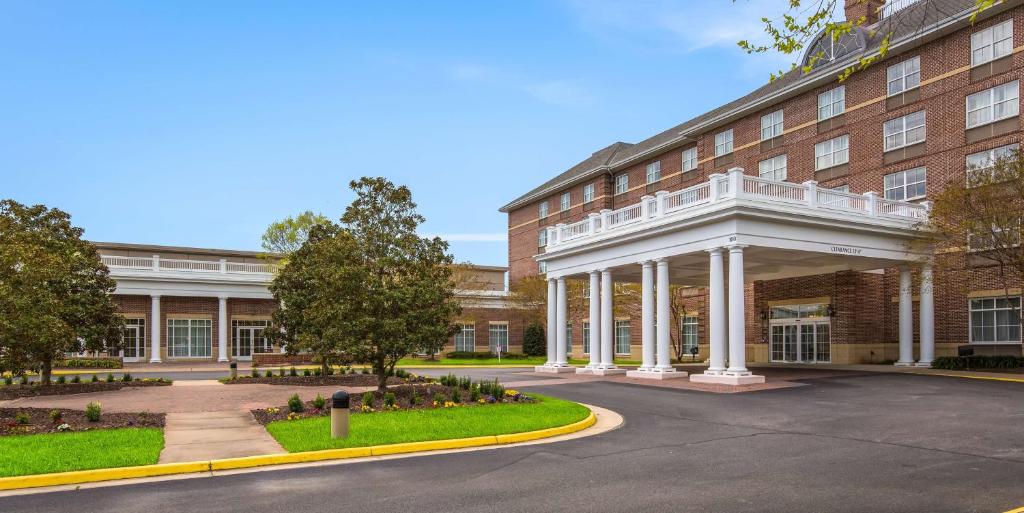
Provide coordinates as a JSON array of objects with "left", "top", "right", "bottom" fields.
[
  {"left": 224, "top": 373, "right": 430, "bottom": 387},
  {"left": 250, "top": 383, "right": 534, "bottom": 425},
  {"left": 0, "top": 380, "right": 171, "bottom": 400},
  {"left": 0, "top": 407, "right": 166, "bottom": 436}
]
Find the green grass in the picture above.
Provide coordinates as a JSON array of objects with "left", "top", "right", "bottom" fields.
[
  {"left": 0, "top": 428, "right": 164, "bottom": 477},
  {"left": 266, "top": 394, "right": 590, "bottom": 453}
]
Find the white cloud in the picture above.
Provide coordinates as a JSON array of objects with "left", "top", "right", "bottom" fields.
[
  {"left": 422, "top": 232, "right": 507, "bottom": 242},
  {"left": 446, "top": 63, "right": 598, "bottom": 108}
]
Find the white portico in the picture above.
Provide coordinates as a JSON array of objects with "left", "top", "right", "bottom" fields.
[{"left": 534, "top": 168, "right": 936, "bottom": 384}]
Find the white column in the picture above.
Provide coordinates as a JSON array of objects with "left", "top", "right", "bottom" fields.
[
  {"left": 918, "top": 265, "right": 935, "bottom": 367},
  {"left": 655, "top": 259, "right": 673, "bottom": 371},
  {"left": 587, "top": 271, "right": 602, "bottom": 369},
  {"left": 706, "top": 248, "right": 727, "bottom": 374},
  {"left": 217, "top": 296, "right": 229, "bottom": 362},
  {"left": 555, "top": 277, "right": 568, "bottom": 366},
  {"left": 149, "top": 295, "right": 162, "bottom": 363},
  {"left": 600, "top": 269, "right": 615, "bottom": 369},
  {"left": 726, "top": 246, "right": 750, "bottom": 375},
  {"left": 639, "top": 261, "right": 655, "bottom": 371},
  {"left": 896, "top": 268, "right": 915, "bottom": 366},
  {"left": 545, "top": 278, "right": 557, "bottom": 366}
]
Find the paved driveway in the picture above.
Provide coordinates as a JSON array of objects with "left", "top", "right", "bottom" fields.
[{"left": 1, "top": 372, "right": 1022, "bottom": 512}]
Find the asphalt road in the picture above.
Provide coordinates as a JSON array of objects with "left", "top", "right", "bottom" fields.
[{"left": 2, "top": 372, "right": 1022, "bottom": 513}]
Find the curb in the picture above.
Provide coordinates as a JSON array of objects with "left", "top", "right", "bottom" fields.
[
  {"left": 908, "top": 371, "right": 1024, "bottom": 383},
  {"left": 0, "top": 410, "right": 597, "bottom": 491}
]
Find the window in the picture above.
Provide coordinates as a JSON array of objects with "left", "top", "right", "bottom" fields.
[
  {"left": 560, "top": 192, "right": 571, "bottom": 211},
  {"left": 968, "top": 222, "right": 1021, "bottom": 252},
  {"left": 679, "top": 316, "right": 699, "bottom": 354},
  {"left": 887, "top": 56, "right": 920, "bottom": 96},
  {"left": 883, "top": 111, "right": 926, "bottom": 151},
  {"left": 831, "top": 185, "right": 850, "bottom": 193},
  {"left": 488, "top": 323, "right": 509, "bottom": 353},
  {"left": 646, "top": 161, "right": 661, "bottom": 184},
  {"left": 971, "top": 20, "right": 1013, "bottom": 67},
  {"left": 758, "top": 155, "right": 787, "bottom": 181},
  {"left": 231, "top": 319, "right": 270, "bottom": 358},
  {"left": 815, "top": 135, "right": 850, "bottom": 170},
  {"left": 538, "top": 228, "right": 547, "bottom": 247},
  {"left": 583, "top": 183, "right": 595, "bottom": 203},
  {"left": 714, "top": 129, "right": 734, "bottom": 157},
  {"left": 682, "top": 147, "right": 698, "bottom": 172},
  {"left": 538, "top": 201, "right": 548, "bottom": 218},
  {"left": 454, "top": 323, "right": 475, "bottom": 351},
  {"left": 167, "top": 319, "right": 212, "bottom": 358},
  {"left": 582, "top": 322, "right": 591, "bottom": 354},
  {"left": 614, "top": 174, "right": 629, "bottom": 194},
  {"left": 970, "top": 297, "right": 1021, "bottom": 343},
  {"left": 884, "top": 167, "right": 927, "bottom": 201},
  {"left": 760, "top": 110, "right": 784, "bottom": 141},
  {"left": 966, "top": 81, "right": 1019, "bottom": 129},
  {"left": 967, "top": 143, "right": 1020, "bottom": 184},
  {"left": 565, "top": 322, "right": 572, "bottom": 355},
  {"left": 818, "top": 86, "right": 845, "bottom": 120},
  {"left": 121, "top": 318, "right": 146, "bottom": 359},
  {"left": 538, "top": 261, "right": 547, "bottom": 273},
  {"left": 614, "top": 320, "right": 631, "bottom": 355}
]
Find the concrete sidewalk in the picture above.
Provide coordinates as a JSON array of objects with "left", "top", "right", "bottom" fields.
[{"left": 159, "top": 410, "right": 285, "bottom": 463}]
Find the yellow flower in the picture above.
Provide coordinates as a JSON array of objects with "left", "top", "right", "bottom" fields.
[{"left": 504, "top": 389, "right": 518, "bottom": 397}]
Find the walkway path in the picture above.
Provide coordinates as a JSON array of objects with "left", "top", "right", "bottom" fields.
[{"left": 159, "top": 410, "right": 284, "bottom": 463}]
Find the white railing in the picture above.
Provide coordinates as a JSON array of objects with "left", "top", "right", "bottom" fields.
[
  {"left": 101, "top": 255, "right": 275, "bottom": 275},
  {"left": 544, "top": 167, "right": 929, "bottom": 250},
  {"left": 880, "top": 0, "right": 921, "bottom": 19}
]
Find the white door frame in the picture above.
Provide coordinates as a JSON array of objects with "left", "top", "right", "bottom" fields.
[{"left": 121, "top": 324, "right": 145, "bottom": 363}]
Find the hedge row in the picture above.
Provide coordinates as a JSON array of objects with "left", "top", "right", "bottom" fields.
[
  {"left": 54, "top": 358, "right": 123, "bottom": 369},
  {"left": 444, "top": 351, "right": 532, "bottom": 360},
  {"left": 930, "top": 355, "right": 1023, "bottom": 370}
]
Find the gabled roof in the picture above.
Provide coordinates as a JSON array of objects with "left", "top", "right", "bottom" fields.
[{"left": 499, "top": 0, "right": 993, "bottom": 213}]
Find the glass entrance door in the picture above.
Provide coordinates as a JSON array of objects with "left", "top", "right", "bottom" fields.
[
  {"left": 232, "top": 320, "right": 270, "bottom": 360},
  {"left": 121, "top": 319, "right": 146, "bottom": 362},
  {"left": 771, "top": 321, "right": 831, "bottom": 363}
]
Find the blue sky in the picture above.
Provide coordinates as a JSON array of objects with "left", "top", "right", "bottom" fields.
[{"left": 1, "top": 0, "right": 794, "bottom": 266}]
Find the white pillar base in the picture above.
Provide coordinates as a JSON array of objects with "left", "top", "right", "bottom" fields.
[
  {"left": 913, "top": 362, "right": 932, "bottom": 368},
  {"left": 893, "top": 362, "right": 915, "bottom": 367},
  {"left": 626, "top": 369, "right": 689, "bottom": 380},
  {"left": 690, "top": 373, "right": 765, "bottom": 385},
  {"left": 535, "top": 365, "right": 576, "bottom": 374},
  {"left": 590, "top": 367, "right": 627, "bottom": 376}
]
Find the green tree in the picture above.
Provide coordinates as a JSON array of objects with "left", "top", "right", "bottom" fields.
[
  {"left": 261, "top": 210, "right": 330, "bottom": 255},
  {"left": 522, "top": 321, "right": 546, "bottom": 357},
  {"left": 340, "top": 177, "right": 461, "bottom": 391},
  {"left": 737, "top": 0, "right": 994, "bottom": 82},
  {"left": 0, "top": 200, "right": 124, "bottom": 384}
]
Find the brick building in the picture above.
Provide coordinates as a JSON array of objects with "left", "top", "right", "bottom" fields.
[
  {"left": 499, "top": 0, "right": 1023, "bottom": 379},
  {"left": 96, "top": 242, "right": 529, "bottom": 363}
]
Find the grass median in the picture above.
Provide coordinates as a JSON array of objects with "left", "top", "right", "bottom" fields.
[
  {"left": 266, "top": 394, "right": 590, "bottom": 453},
  {"left": 0, "top": 428, "right": 164, "bottom": 477}
]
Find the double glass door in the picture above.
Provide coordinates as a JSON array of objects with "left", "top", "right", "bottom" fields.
[
  {"left": 121, "top": 319, "right": 146, "bottom": 362},
  {"left": 770, "top": 321, "right": 831, "bottom": 363},
  {"left": 232, "top": 320, "right": 270, "bottom": 360}
]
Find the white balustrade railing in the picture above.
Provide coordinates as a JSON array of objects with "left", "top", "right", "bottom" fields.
[
  {"left": 101, "top": 255, "right": 274, "bottom": 275},
  {"left": 543, "top": 167, "right": 929, "bottom": 249}
]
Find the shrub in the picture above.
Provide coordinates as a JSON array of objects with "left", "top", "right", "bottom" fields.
[
  {"left": 394, "top": 368, "right": 410, "bottom": 379},
  {"left": 251, "top": 368, "right": 260, "bottom": 378},
  {"left": 931, "top": 355, "right": 1023, "bottom": 370},
  {"left": 278, "top": 367, "right": 285, "bottom": 377},
  {"left": 121, "top": 373, "right": 132, "bottom": 382},
  {"left": 479, "top": 378, "right": 504, "bottom": 398},
  {"left": 450, "top": 388, "right": 461, "bottom": 403},
  {"left": 303, "top": 368, "right": 311, "bottom": 377},
  {"left": 312, "top": 394, "right": 326, "bottom": 409},
  {"left": 56, "top": 375, "right": 66, "bottom": 385},
  {"left": 459, "top": 376, "right": 472, "bottom": 390},
  {"left": 410, "top": 390, "right": 421, "bottom": 405},
  {"left": 522, "top": 322, "right": 547, "bottom": 356},
  {"left": 19, "top": 376, "right": 28, "bottom": 385},
  {"left": 313, "top": 367, "right": 323, "bottom": 377},
  {"left": 469, "top": 386, "right": 481, "bottom": 403},
  {"left": 326, "top": 366, "right": 334, "bottom": 376},
  {"left": 54, "top": 357, "right": 122, "bottom": 369},
  {"left": 265, "top": 370, "right": 273, "bottom": 378},
  {"left": 49, "top": 409, "right": 62, "bottom": 423},
  {"left": 383, "top": 392, "right": 396, "bottom": 408},
  {"left": 71, "top": 375, "right": 80, "bottom": 384},
  {"left": 3, "top": 376, "right": 11, "bottom": 386},
  {"left": 289, "top": 367, "right": 297, "bottom": 377},
  {"left": 85, "top": 402, "right": 101, "bottom": 422},
  {"left": 287, "top": 394, "right": 304, "bottom": 413},
  {"left": 91, "top": 374, "right": 99, "bottom": 383},
  {"left": 14, "top": 412, "right": 30, "bottom": 424},
  {"left": 361, "top": 391, "right": 374, "bottom": 408},
  {"left": 444, "top": 351, "right": 530, "bottom": 360},
  {"left": 106, "top": 373, "right": 115, "bottom": 383}
]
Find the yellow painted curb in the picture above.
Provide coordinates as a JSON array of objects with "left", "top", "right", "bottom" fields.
[
  {"left": 910, "top": 372, "right": 1024, "bottom": 383},
  {"left": 0, "top": 410, "right": 598, "bottom": 491},
  {"left": 1003, "top": 506, "right": 1024, "bottom": 513}
]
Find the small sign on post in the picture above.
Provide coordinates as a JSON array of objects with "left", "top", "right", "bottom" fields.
[
  {"left": 229, "top": 362, "right": 237, "bottom": 380},
  {"left": 331, "top": 391, "right": 350, "bottom": 439}
]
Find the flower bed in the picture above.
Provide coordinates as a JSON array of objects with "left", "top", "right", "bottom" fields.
[
  {"left": 0, "top": 378, "right": 171, "bottom": 400},
  {"left": 223, "top": 370, "right": 429, "bottom": 387},
  {"left": 0, "top": 407, "right": 165, "bottom": 436}
]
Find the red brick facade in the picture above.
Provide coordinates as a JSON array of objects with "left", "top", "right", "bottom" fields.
[{"left": 506, "top": 4, "right": 1024, "bottom": 362}]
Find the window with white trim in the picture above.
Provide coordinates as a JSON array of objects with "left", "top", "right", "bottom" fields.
[
  {"left": 538, "top": 228, "right": 547, "bottom": 247},
  {"left": 760, "top": 110, "right": 784, "bottom": 141},
  {"left": 887, "top": 56, "right": 920, "bottom": 96},
  {"left": 817, "top": 86, "right": 845, "bottom": 120},
  {"left": 614, "top": 174, "right": 628, "bottom": 195},
  {"left": 831, "top": 185, "right": 850, "bottom": 193},
  {"left": 488, "top": 323, "right": 509, "bottom": 353},
  {"left": 815, "top": 135, "right": 849, "bottom": 170},
  {"left": 582, "top": 321, "right": 591, "bottom": 354},
  {"left": 583, "top": 183, "right": 595, "bottom": 203},
  {"left": 454, "top": 323, "right": 475, "bottom": 351},
  {"left": 538, "top": 201, "right": 548, "bottom": 218},
  {"left": 967, "top": 143, "right": 1020, "bottom": 184},
  {"left": 565, "top": 322, "right": 572, "bottom": 355},
  {"left": 681, "top": 316, "right": 698, "bottom": 354},
  {"left": 614, "top": 320, "right": 631, "bottom": 355},
  {"left": 682, "top": 147, "right": 698, "bottom": 172},
  {"left": 883, "top": 111, "right": 926, "bottom": 151},
  {"left": 715, "top": 129, "right": 734, "bottom": 157},
  {"left": 883, "top": 167, "right": 927, "bottom": 201},
  {"left": 646, "top": 161, "right": 661, "bottom": 183},
  {"left": 971, "top": 19, "right": 1013, "bottom": 67},
  {"left": 758, "top": 154, "right": 787, "bottom": 181},
  {"left": 970, "top": 297, "right": 1021, "bottom": 344},
  {"left": 538, "top": 261, "right": 547, "bottom": 273},
  {"left": 560, "top": 192, "right": 571, "bottom": 211},
  {"left": 968, "top": 222, "right": 1022, "bottom": 252},
  {"left": 167, "top": 319, "right": 212, "bottom": 358},
  {"left": 966, "top": 81, "right": 1019, "bottom": 129}
]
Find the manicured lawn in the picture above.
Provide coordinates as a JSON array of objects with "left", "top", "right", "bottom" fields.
[
  {"left": 0, "top": 428, "right": 164, "bottom": 477},
  {"left": 266, "top": 394, "right": 590, "bottom": 453}
]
